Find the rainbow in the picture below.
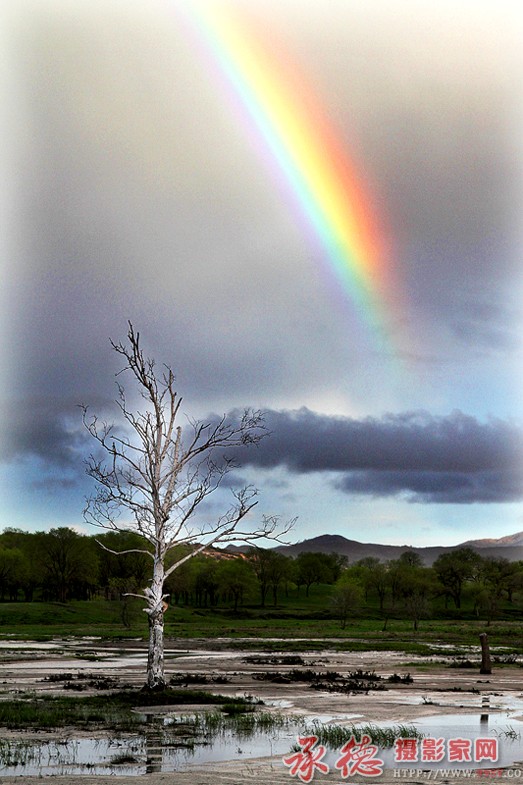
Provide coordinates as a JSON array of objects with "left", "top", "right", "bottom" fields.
[{"left": 179, "top": 1, "right": 400, "bottom": 350}]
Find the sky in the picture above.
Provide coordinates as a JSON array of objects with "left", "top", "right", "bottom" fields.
[{"left": 2, "top": 0, "right": 523, "bottom": 548}]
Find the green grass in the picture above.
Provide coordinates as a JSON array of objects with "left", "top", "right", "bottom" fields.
[
  {"left": 304, "top": 721, "right": 424, "bottom": 749},
  {"left": 0, "top": 596, "right": 521, "bottom": 655},
  {"left": 171, "top": 709, "right": 291, "bottom": 737},
  {"left": 0, "top": 599, "right": 139, "bottom": 639},
  {"left": 0, "top": 689, "right": 252, "bottom": 730}
]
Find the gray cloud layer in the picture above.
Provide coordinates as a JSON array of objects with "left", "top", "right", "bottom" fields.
[
  {"left": 7, "top": 403, "right": 521, "bottom": 505},
  {"left": 236, "top": 408, "right": 523, "bottom": 504}
]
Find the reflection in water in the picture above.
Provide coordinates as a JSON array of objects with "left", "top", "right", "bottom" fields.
[
  {"left": 480, "top": 695, "right": 490, "bottom": 725},
  {"left": 0, "top": 714, "right": 299, "bottom": 776},
  {"left": 145, "top": 718, "right": 163, "bottom": 775},
  {"left": 408, "top": 711, "right": 523, "bottom": 770}
]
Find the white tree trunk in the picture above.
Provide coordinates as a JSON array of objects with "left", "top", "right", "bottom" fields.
[
  {"left": 145, "top": 555, "right": 166, "bottom": 690},
  {"left": 146, "top": 607, "right": 165, "bottom": 689}
]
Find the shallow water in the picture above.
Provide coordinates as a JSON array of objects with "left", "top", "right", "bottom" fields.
[
  {"left": 359, "top": 711, "right": 523, "bottom": 771},
  {"left": 2, "top": 711, "right": 523, "bottom": 776},
  {"left": 411, "top": 712, "right": 523, "bottom": 769},
  {"left": 0, "top": 724, "right": 301, "bottom": 776}
]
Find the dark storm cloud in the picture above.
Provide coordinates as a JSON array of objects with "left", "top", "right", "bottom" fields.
[
  {"left": 31, "top": 476, "right": 80, "bottom": 491},
  {"left": 4, "top": 404, "right": 78, "bottom": 467},
  {"left": 335, "top": 469, "right": 523, "bottom": 504},
  {"left": 11, "top": 400, "right": 522, "bottom": 505},
  {"left": 233, "top": 408, "right": 523, "bottom": 503},
  {"left": 3, "top": 398, "right": 106, "bottom": 470},
  {"left": 3, "top": 2, "right": 523, "bottom": 537}
]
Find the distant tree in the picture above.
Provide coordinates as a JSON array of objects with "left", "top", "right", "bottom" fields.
[
  {"left": 281, "top": 556, "right": 298, "bottom": 598},
  {"left": 482, "top": 557, "right": 523, "bottom": 604},
  {"left": 387, "top": 557, "right": 411, "bottom": 607},
  {"left": 398, "top": 566, "right": 435, "bottom": 631},
  {"left": 216, "top": 558, "right": 256, "bottom": 611},
  {"left": 193, "top": 557, "right": 220, "bottom": 607},
  {"left": 331, "top": 575, "right": 363, "bottom": 629},
  {"left": 470, "top": 585, "right": 500, "bottom": 626},
  {"left": 41, "top": 528, "right": 98, "bottom": 602},
  {"left": 433, "top": 548, "right": 482, "bottom": 609},
  {"left": 397, "top": 550, "right": 424, "bottom": 568},
  {"left": 322, "top": 552, "right": 348, "bottom": 582},
  {"left": 163, "top": 546, "right": 196, "bottom": 606},
  {"left": 97, "top": 531, "right": 151, "bottom": 600},
  {"left": 249, "top": 549, "right": 293, "bottom": 606},
  {"left": 506, "top": 562, "right": 523, "bottom": 603},
  {"left": 353, "top": 557, "right": 388, "bottom": 610},
  {"left": 82, "top": 324, "right": 291, "bottom": 689},
  {"left": 469, "top": 556, "right": 514, "bottom": 625},
  {"left": 0, "top": 529, "right": 42, "bottom": 601},
  {"left": 267, "top": 552, "right": 290, "bottom": 606},
  {"left": 295, "top": 552, "right": 332, "bottom": 597},
  {"left": 250, "top": 548, "right": 277, "bottom": 607},
  {"left": 0, "top": 547, "right": 27, "bottom": 601}
]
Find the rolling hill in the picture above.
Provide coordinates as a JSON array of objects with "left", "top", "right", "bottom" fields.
[{"left": 271, "top": 531, "right": 523, "bottom": 566}]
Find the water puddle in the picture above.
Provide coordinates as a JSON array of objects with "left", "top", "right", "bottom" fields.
[
  {"left": 411, "top": 711, "right": 523, "bottom": 769},
  {"left": 0, "top": 723, "right": 301, "bottom": 776},
  {"left": 359, "top": 711, "right": 523, "bottom": 771}
]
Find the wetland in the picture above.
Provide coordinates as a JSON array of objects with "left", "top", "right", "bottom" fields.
[{"left": 1, "top": 637, "right": 523, "bottom": 782}]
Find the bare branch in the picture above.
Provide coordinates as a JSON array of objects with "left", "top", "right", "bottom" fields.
[
  {"left": 94, "top": 538, "right": 154, "bottom": 560},
  {"left": 122, "top": 591, "right": 149, "bottom": 601}
]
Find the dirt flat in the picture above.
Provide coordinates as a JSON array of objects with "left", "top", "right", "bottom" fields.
[{"left": 0, "top": 637, "right": 521, "bottom": 783}]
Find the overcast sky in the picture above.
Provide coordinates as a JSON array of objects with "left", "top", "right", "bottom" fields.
[{"left": 2, "top": 0, "right": 523, "bottom": 547}]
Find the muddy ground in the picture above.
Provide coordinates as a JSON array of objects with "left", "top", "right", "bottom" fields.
[{"left": 0, "top": 637, "right": 522, "bottom": 783}]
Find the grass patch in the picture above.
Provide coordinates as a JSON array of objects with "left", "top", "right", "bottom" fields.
[
  {"left": 0, "top": 689, "right": 252, "bottom": 730},
  {"left": 242, "top": 655, "right": 307, "bottom": 665},
  {"left": 110, "top": 753, "right": 142, "bottom": 765},
  {"left": 251, "top": 667, "right": 413, "bottom": 693},
  {"left": 0, "top": 711, "right": 293, "bottom": 771},
  {"left": 171, "top": 709, "right": 291, "bottom": 738},
  {"left": 305, "top": 721, "right": 424, "bottom": 749}
]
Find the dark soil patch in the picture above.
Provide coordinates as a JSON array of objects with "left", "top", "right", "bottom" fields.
[
  {"left": 43, "top": 673, "right": 130, "bottom": 690},
  {"left": 251, "top": 668, "right": 412, "bottom": 694},
  {"left": 169, "top": 674, "right": 230, "bottom": 686},
  {"left": 242, "top": 655, "right": 307, "bottom": 666}
]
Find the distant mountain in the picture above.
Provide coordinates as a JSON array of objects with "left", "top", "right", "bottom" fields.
[
  {"left": 270, "top": 531, "right": 523, "bottom": 566},
  {"left": 461, "top": 531, "right": 523, "bottom": 549}
]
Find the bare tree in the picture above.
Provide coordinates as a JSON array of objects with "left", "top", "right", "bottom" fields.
[{"left": 81, "top": 323, "right": 291, "bottom": 690}]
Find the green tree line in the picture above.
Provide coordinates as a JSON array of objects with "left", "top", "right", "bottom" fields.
[
  {"left": 0, "top": 528, "right": 343, "bottom": 607},
  {"left": 1, "top": 528, "right": 522, "bottom": 628},
  {"left": 332, "top": 548, "right": 523, "bottom": 629}
]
